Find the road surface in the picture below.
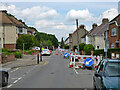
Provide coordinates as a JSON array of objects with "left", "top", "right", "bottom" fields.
[{"left": 3, "top": 52, "right": 94, "bottom": 88}]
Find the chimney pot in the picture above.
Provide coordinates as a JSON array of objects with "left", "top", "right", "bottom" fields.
[
  {"left": 0, "top": 10, "right": 7, "bottom": 13},
  {"left": 92, "top": 23, "right": 97, "bottom": 29},
  {"left": 102, "top": 18, "right": 109, "bottom": 24},
  {"left": 79, "top": 24, "right": 85, "bottom": 29}
]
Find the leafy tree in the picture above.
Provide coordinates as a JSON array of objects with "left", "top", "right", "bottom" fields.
[
  {"left": 65, "top": 45, "right": 69, "bottom": 49},
  {"left": 79, "top": 43, "right": 86, "bottom": 51},
  {"left": 84, "top": 44, "right": 95, "bottom": 54},
  {"left": 60, "top": 37, "right": 65, "bottom": 49},
  {"left": 16, "top": 35, "right": 35, "bottom": 50},
  {"left": 73, "top": 45, "right": 77, "bottom": 51}
]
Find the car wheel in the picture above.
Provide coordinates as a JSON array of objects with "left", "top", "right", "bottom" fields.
[{"left": 2, "top": 74, "right": 8, "bottom": 87}]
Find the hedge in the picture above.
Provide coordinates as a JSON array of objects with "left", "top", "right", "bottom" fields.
[
  {"left": 94, "top": 48, "right": 120, "bottom": 58},
  {"left": 14, "top": 52, "right": 22, "bottom": 58}
]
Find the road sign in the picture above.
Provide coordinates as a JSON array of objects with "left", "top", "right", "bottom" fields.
[
  {"left": 64, "top": 53, "right": 69, "bottom": 57},
  {"left": 84, "top": 58, "right": 93, "bottom": 66}
]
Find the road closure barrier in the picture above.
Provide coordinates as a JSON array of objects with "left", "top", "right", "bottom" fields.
[{"left": 69, "top": 53, "right": 102, "bottom": 70}]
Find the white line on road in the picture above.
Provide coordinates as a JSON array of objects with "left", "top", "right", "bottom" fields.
[
  {"left": 7, "top": 84, "right": 13, "bottom": 88},
  {"left": 74, "top": 68, "right": 79, "bottom": 74},
  {"left": 10, "top": 68, "right": 19, "bottom": 73},
  {"left": 13, "top": 80, "right": 19, "bottom": 84}
]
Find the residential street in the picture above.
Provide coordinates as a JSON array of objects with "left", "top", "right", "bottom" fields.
[{"left": 3, "top": 52, "right": 94, "bottom": 88}]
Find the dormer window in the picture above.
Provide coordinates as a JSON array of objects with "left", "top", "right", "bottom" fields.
[{"left": 111, "top": 27, "right": 117, "bottom": 36}]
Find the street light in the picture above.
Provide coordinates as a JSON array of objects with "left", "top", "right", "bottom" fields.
[{"left": 76, "top": 19, "right": 79, "bottom": 54}]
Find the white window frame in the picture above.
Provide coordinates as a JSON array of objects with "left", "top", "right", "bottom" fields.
[{"left": 111, "top": 27, "right": 117, "bottom": 36}]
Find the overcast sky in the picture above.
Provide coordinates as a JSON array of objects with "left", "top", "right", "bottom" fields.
[{"left": 0, "top": 1, "right": 119, "bottom": 41}]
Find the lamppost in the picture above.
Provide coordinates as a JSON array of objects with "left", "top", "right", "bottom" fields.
[{"left": 76, "top": 19, "right": 79, "bottom": 54}]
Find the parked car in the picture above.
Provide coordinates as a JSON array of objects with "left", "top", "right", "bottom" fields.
[
  {"left": 32, "top": 47, "right": 40, "bottom": 50},
  {"left": 0, "top": 69, "right": 9, "bottom": 87},
  {"left": 41, "top": 49, "right": 50, "bottom": 56},
  {"left": 93, "top": 59, "right": 120, "bottom": 89}
]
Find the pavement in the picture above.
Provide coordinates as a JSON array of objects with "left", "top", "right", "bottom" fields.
[
  {"left": 1, "top": 54, "right": 47, "bottom": 71},
  {"left": 2, "top": 51, "right": 94, "bottom": 88}
]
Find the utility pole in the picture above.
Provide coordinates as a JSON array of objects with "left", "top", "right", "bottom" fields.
[
  {"left": 39, "top": 37, "right": 42, "bottom": 62},
  {"left": 76, "top": 19, "right": 79, "bottom": 54},
  {"left": 23, "top": 43, "right": 24, "bottom": 58}
]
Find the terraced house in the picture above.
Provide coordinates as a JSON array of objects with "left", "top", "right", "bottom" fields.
[
  {"left": 104, "top": 14, "right": 120, "bottom": 48},
  {"left": 72, "top": 25, "right": 88, "bottom": 47},
  {"left": 0, "top": 10, "right": 27, "bottom": 49},
  {"left": 88, "top": 18, "right": 109, "bottom": 49}
]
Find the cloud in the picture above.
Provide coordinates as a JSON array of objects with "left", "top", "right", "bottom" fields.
[
  {"left": 99, "top": 8, "right": 118, "bottom": 21},
  {"left": 65, "top": 9, "right": 95, "bottom": 22},
  {"left": 0, "top": 3, "right": 59, "bottom": 23},
  {"left": 35, "top": 20, "right": 75, "bottom": 41}
]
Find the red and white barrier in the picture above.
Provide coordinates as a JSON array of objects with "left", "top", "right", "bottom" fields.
[{"left": 69, "top": 54, "right": 102, "bottom": 69}]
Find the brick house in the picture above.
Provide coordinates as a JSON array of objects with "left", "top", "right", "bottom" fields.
[
  {"left": 104, "top": 14, "right": 120, "bottom": 48},
  {"left": 69, "top": 33, "right": 72, "bottom": 50},
  {"left": 88, "top": 19, "right": 109, "bottom": 49},
  {"left": 72, "top": 25, "right": 88, "bottom": 47}
]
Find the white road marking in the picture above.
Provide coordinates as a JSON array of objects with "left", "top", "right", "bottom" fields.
[
  {"left": 74, "top": 68, "right": 79, "bottom": 74},
  {"left": 10, "top": 68, "right": 19, "bottom": 73},
  {"left": 7, "top": 84, "right": 13, "bottom": 88},
  {"left": 13, "top": 80, "right": 19, "bottom": 84},
  {"left": 18, "top": 77, "right": 22, "bottom": 80}
]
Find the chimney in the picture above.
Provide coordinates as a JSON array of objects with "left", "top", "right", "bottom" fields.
[
  {"left": 79, "top": 24, "right": 85, "bottom": 29},
  {"left": 22, "top": 22, "right": 25, "bottom": 25},
  {"left": 19, "top": 19, "right": 22, "bottom": 22},
  {"left": 92, "top": 23, "right": 97, "bottom": 29},
  {"left": 0, "top": 10, "right": 7, "bottom": 13},
  {"left": 102, "top": 18, "right": 109, "bottom": 24}
]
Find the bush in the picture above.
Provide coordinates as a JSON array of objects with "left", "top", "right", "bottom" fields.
[
  {"left": 73, "top": 45, "right": 77, "bottom": 51},
  {"left": 79, "top": 43, "right": 86, "bottom": 51},
  {"left": 65, "top": 45, "right": 69, "bottom": 49},
  {"left": 14, "top": 52, "right": 22, "bottom": 58},
  {"left": 84, "top": 44, "right": 94, "bottom": 55},
  {"left": 94, "top": 49, "right": 105, "bottom": 56},
  {"left": 94, "top": 48, "right": 120, "bottom": 59},
  {"left": 2, "top": 48, "right": 9, "bottom": 52}
]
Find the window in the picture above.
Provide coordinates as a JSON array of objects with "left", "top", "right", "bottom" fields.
[
  {"left": 111, "top": 27, "right": 117, "bottom": 36},
  {"left": 97, "top": 46, "right": 99, "bottom": 49},
  {"left": 111, "top": 43, "right": 114, "bottom": 48}
]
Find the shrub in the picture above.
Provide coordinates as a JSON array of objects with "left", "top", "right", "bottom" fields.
[
  {"left": 79, "top": 43, "right": 86, "bottom": 51},
  {"left": 14, "top": 52, "right": 22, "bottom": 58},
  {"left": 94, "top": 49, "right": 105, "bottom": 56},
  {"left": 2, "top": 48, "right": 9, "bottom": 52},
  {"left": 73, "top": 45, "right": 77, "bottom": 51},
  {"left": 84, "top": 44, "right": 94, "bottom": 55},
  {"left": 65, "top": 45, "right": 69, "bottom": 49}
]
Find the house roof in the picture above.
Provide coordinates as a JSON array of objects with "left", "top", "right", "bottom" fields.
[
  {"left": 8, "top": 16, "right": 24, "bottom": 27},
  {"left": 0, "top": 11, "right": 14, "bottom": 25},
  {"left": 110, "top": 14, "right": 120, "bottom": 25},
  {"left": 65, "top": 37, "right": 69, "bottom": 42},
  {"left": 81, "top": 32, "right": 89, "bottom": 38},
  {"left": 0, "top": 10, "right": 24, "bottom": 27},
  {"left": 90, "top": 23, "right": 108, "bottom": 36}
]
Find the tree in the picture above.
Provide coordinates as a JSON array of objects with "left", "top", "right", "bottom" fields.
[
  {"left": 65, "top": 45, "right": 69, "bottom": 49},
  {"left": 16, "top": 35, "right": 35, "bottom": 50},
  {"left": 60, "top": 37, "right": 65, "bottom": 49},
  {"left": 84, "top": 44, "right": 95, "bottom": 55},
  {"left": 79, "top": 43, "right": 86, "bottom": 51},
  {"left": 73, "top": 45, "right": 77, "bottom": 51}
]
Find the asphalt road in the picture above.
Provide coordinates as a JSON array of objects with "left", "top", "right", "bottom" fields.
[{"left": 3, "top": 52, "right": 94, "bottom": 88}]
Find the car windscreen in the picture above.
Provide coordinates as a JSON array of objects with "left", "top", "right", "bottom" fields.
[
  {"left": 104, "top": 62, "right": 120, "bottom": 77},
  {"left": 43, "top": 49, "right": 49, "bottom": 51}
]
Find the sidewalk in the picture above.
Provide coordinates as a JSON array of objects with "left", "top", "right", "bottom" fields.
[{"left": 1, "top": 54, "right": 46, "bottom": 71}]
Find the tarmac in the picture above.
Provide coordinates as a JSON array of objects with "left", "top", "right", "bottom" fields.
[{"left": 0, "top": 54, "right": 46, "bottom": 71}]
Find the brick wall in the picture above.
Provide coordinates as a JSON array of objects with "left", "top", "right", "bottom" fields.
[
  {"left": 4, "top": 44, "right": 16, "bottom": 50},
  {"left": 2, "top": 54, "right": 15, "bottom": 63},
  {"left": 109, "top": 23, "right": 120, "bottom": 48}
]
